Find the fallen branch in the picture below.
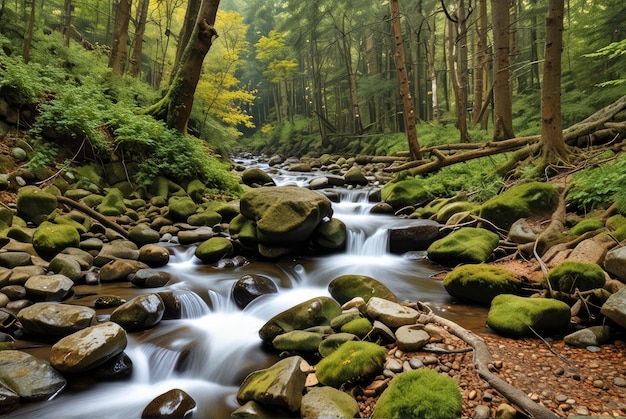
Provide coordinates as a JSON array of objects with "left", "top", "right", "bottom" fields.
[{"left": 57, "top": 195, "right": 130, "bottom": 239}]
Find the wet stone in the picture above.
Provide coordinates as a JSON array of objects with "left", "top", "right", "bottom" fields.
[{"left": 141, "top": 388, "right": 196, "bottom": 419}]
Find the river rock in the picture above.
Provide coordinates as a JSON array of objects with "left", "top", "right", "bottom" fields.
[
  {"left": 110, "top": 293, "right": 165, "bottom": 332},
  {"left": 187, "top": 209, "right": 222, "bottom": 227},
  {"left": 395, "top": 325, "right": 430, "bottom": 351},
  {"left": 381, "top": 178, "right": 431, "bottom": 210},
  {"left": 141, "top": 388, "right": 196, "bottom": 418},
  {"left": 232, "top": 274, "right": 278, "bottom": 309},
  {"left": 315, "top": 341, "right": 387, "bottom": 388},
  {"left": 194, "top": 237, "right": 233, "bottom": 264},
  {"left": 48, "top": 253, "right": 83, "bottom": 281},
  {"left": 16, "top": 186, "right": 57, "bottom": 225},
  {"left": 17, "top": 302, "right": 96, "bottom": 338},
  {"left": 24, "top": 274, "right": 74, "bottom": 301},
  {"left": 167, "top": 196, "right": 197, "bottom": 222},
  {"left": 508, "top": 218, "right": 542, "bottom": 244},
  {"left": 318, "top": 332, "right": 359, "bottom": 357},
  {"left": 300, "top": 386, "right": 359, "bottom": 419},
  {"left": 259, "top": 297, "right": 342, "bottom": 343},
  {"left": 128, "top": 223, "right": 160, "bottom": 244},
  {"left": 129, "top": 269, "right": 171, "bottom": 288},
  {"left": 311, "top": 218, "right": 346, "bottom": 251},
  {"left": 239, "top": 186, "right": 333, "bottom": 245},
  {"left": 0, "top": 251, "right": 31, "bottom": 268},
  {"left": 0, "top": 350, "right": 66, "bottom": 401},
  {"left": 241, "top": 167, "right": 276, "bottom": 187},
  {"left": 272, "top": 330, "right": 324, "bottom": 352},
  {"left": 567, "top": 238, "right": 608, "bottom": 265},
  {"left": 479, "top": 181, "right": 558, "bottom": 230},
  {"left": 563, "top": 325, "right": 612, "bottom": 347},
  {"left": 365, "top": 297, "right": 419, "bottom": 328},
  {"left": 32, "top": 221, "right": 80, "bottom": 260},
  {"left": 328, "top": 274, "right": 398, "bottom": 304},
  {"left": 2, "top": 265, "right": 45, "bottom": 287},
  {"left": 344, "top": 165, "right": 368, "bottom": 186},
  {"left": 427, "top": 227, "right": 500, "bottom": 266},
  {"left": 388, "top": 220, "right": 443, "bottom": 253},
  {"left": 288, "top": 162, "right": 312, "bottom": 172},
  {"left": 604, "top": 245, "right": 626, "bottom": 282},
  {"left": 177, "top": 226, "right": 215, "bottom": 245},
  {"left": 99, "top": 259, "right": 149, "bottom": 282},
  {"left": 93, "top": 240, "right": 139, "bottom": 266},
  {"left": 237, "top": 355, "right": 309, "bottom": 412},
  {"left": 600, "top": 287, "right": 626, "bottom": 329},
  {"left": 0, "top": 385, "right": 18, "bottom": 413},
  {"left": 487, "top": 294, "right": 571, "bottom": 337},
  {"left": 1, "top": 285, "right": 25, "bottom": 300},
  {"left": 544, "top": 260, "right": 606, "bottom": 292},
  {"left": 96, "top": 188, "right": 126, "bottom": 216},
  {"left": 50, "top": 321, "right": 127, "bottom": 373},
  {"left": 138, "top": 244, "right": 170, "bottom": 267},
  {"left": 92, "top": 352, "right": 133, "bottom": 380},
  {"left": 308, "top": 175, "right": 346, "bottom": 190},
  {"left": 231, "top": 400, "right": 290, "bottom": 418},
  {"left": 443, "top": 263, "right": 522, "bottom": 304}
]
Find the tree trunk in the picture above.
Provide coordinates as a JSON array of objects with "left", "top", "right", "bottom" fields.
[
  {"left": 541, "top": 0, "right": 567, "bottom": 163},
  {"left": 472, "top": 0, "right": 489, "bottom": 127},
  {"left": 428, "top": 17, "right": 440, "bottom": 123},
  {"left": 171, "top": 0, "right": 202, "bottom": 84},
  {"left": 491, "top": 0, "right": 515, "bottom": 141},
  {"left": 456, "top": 0, "right": 470, "bottom": 142},
  {"left": 128, "top": 0, "right": 149, "bottom": 78},
  {"left": 108, "top": 0, "right": 131, "bottom": 75},
  {"left": 339, "top": 21, "right": 363, "bottom": 134},
  {"left": 22, "top": 0, "right": 36, "bottom": 63},
  {"left": 63, "top": 0, "right": 72, "bottom": 48},
  {"left": 143, "top": 0, "right": 220, "bottom": 133},
  {"left": 390, "top": 0, "right": 421, "bottom": 160}
]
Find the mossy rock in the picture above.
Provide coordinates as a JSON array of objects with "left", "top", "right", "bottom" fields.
[
  {"left": 443, "top": 263, "right": 522, "bottom": 304},
  {"left": 16, "top": 186, "right": 58, "bottom": 225},
  {"left": 372, "top": 369, "right": 462, "bottom": 419},
  {"left": 436, "top": 201, "right": 476, "bottom": 224},
  {"left": 486, "top": 294, "right": 571, "bottom": 337},
  {"left": 259, "top": 297, "right": 342, "bottom": 344},
  {"left": 6, "top": 226, "right": 35, "bottom": 243},
  {"left": 229, "top": 214, "right": 258, "bottom": 248},
  {"left": 606, "top": 215, "right": 626, "bottom": 242},
  {"left": 318, "top": 333, "right": 359, "bottom": 357},
  {"left": 340, "top": 318, "right": 373, "bottom": 339},
  {"left": 194, "top": 237, "right": 233, "bottom": 264},
  {"left": 186, "top": 179, "right": 207, "bottom": 203},
  {"left": 32, "top": 221, "right": 80, "bottom": 260},
  {"left": 427, "top": 227, "right": 500, "bottom": 266},
  {"left": 328, "top": 274, "right": 398, "bottom": 304},
  {"left": 54, "top": 214, "right": 90, "bottom": 235},
  {"left": 81, "top": 194, "right": 105, "bottom": 208},
  {"left": 187, "top": 210, "right": 222, "bottom": 227},
  {"left": 311, "top": 218, "right": 346, "bottom": 251},
  {"left": 381, "top": 178, "right": 431, "bottom": 209},
  {"left": 205, "top": 200, "right": 240, "bottom": 223},
  {"left": 272, "top": 330, "right": 324, "bottom": 352},
  {"left": 344, "top": 165, "right": 368, "bottom": 186},
  {"left": 569, "top": 218, "right": 605, "bottom": 236},
  {"left": 241, "top": 167, "right": 275, "bottom": 187},
  {"left": 0, "top": 207, "right": 13, "bottom": 229},
  {"left": 544, "top": 261, "right": 606, "bottom": 293},
  {"left": 300, "top": 386, "right": 359, "bottom": 419},
  {"left": 167, "top": 196, "right": 197, "bottom": 222},
  {"left": 479, "top": 182, "right": 559, "bottom": 230},
  {"left": 96, "top": 189, "right": 126, "bottom": 216},
  {"left": 315, "top": 341, "right": 387, "bottom": 388}
]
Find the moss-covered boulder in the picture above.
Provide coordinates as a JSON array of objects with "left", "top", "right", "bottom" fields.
[
  {"left": 372, "top": 369, "right": 462, "bottom": 419},
  {"left": 487, "top": 294, "right": 571, "bottom": 337},
  {"left": 427, "top": 227, "right": 500, "bottom": 266},
  {"left": 443, "top": 263, "right": 523, "bottom": 304},
  {"left": 96, "top": 189, "right": 126, "bottom": 216},
  {"left": 259, "top": 297, "right": 342, "bottom": 344},
  {"left": 187, "top": 209, "right": 222, "bottom": 227},
  {"left": 16, "top": 186, "right": 57, "bottom": 225},
  {"left": 315, "top": 341, "right": 387, "bottom": 388},
  {"left": 311, "top": 218, "right": 346, "bottom": 251},
  {"left": 0, "top": 207, "right": 13, "bottom": 231},
  {"left": 272, "top": 330, "right": 324, "bottom": 352},
  {"left": 479, "top": 182, "right": 559, "bottom": 230},
  {"left": 318, "top": 333, "right": 359, "bottom": 357},
  {"left": 381, "top": 178, "right": 431, "bottom": 209},
  {"left": 32, "top": 221, "right": 80, "bottom": 260},
  {"left": 194, "top": 237, "right": 233, "bottom": 264},
  {"left": 344, "top": 165, "right": 368, "bottom": 186},
  {"left": 340, "top": 317, "right": 373, "bottom": 338},
  {"left": 229, "top": 214, "right": 258, "bottom": 248},
  {"left": 240, "top": 186, "right": 333, "bottom": 245},
  {"left": 167, "top": 195, "right": 197, "bottom": 222},
  {"left": 568, "top": 218, "right": 605, "bottom": 236},
  {"left": 186, "top": 179, "right": 207, "bottom": 203},
  {"left": 328, "top": 274, "right": 398, "bottom": 304},
  {"left": 237, "top": 356, "right": 308, "bottom": 413},
  {"left": 436, "top": 201, "right": 476, "bottom": 224},
  {"left": 241, "top": 167, "right": 276, "bottom": 187},
  {"left": 544, "top": 260, "right": 606, "bottom": 293}
]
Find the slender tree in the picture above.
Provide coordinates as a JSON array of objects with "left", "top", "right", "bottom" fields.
[
  {"left": 128, "top": 0, "right": 149, "bottom": 77},
  {"left": 63, "top": 0, "right": 72, "bottom": 47},
  {"left": 540, "top": 0, "right": 568, "bottom": 164},
  {"left": 22, "top": 0, "right": 36, "bottom": 63},
  {"left": 108, "top": 0, "right": 131, "bottom": 74},
  {"left": 491, "top": 0, "right": 515, "bottom": 141},
  {"left": 390, "top": 0, "right": 421, "bottom": 160}
]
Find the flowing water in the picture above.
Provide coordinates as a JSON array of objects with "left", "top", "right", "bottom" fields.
[{"left": 9, "top": 159, "right": 489, "bottom": 418}]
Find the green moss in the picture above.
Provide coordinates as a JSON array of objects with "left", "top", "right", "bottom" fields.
[
  {"left": 312, "top": 218, "right": 346, "bottom": 250},
  {"left": 187, "top": 209, "right": 222, "bottom": 227},
  {"left": 187, "top": 179, "right": 207, "bottom": 203},
  {"left": 372, "top": 369, "right": 462, "bottom": 419},
  {"left": 328, "top": 274, "right": 398, "bottom": 304},
  {"left": 32, "top": 221, "right": 80, "bottom": 260},
  {"left": 194, "top": 237, "right": 233, "bottom": 264},
  {"left": 486, "top": 294, "right": 571, "bottom": 337},
  {"left": 167, "top": 195, "right": 197, "bottom": 222},
  {"left": 315, "top": 341, "right": 387, "bottom": 388},
  {"left": 427, "top": 227, "right": 500, "bottom": 266},
  {"left": 479, "top": 182, "right": 559, "bottom": 230},
  {"left": 569, "top": 218, "right": 605, "bottom": 236},
  {"left": 436, "top": 201, "right": 476, "bottom": 224},
  {"left": 96, "top": 189, "right": 126, "bottom": 216},
  {"left": 443, "top": 263, "right": 522, "bottom": 304},
  {"left": 318, "top": 333, "right": 359, "bottom": 357},
  {"left": 544, "top": 261, "right": 606, "bottom": 293},
  {"left": 271, "top": 330, "right": 323, "bottom": 352},
  {"left": 340, "top": 318, "right": 373, "bottom": 339},
  {"left": 16, "top": 186, "right": 58, "bottom": 225},
  {"left": 381, "top": 178, "right": 431, "bottom": 209}
]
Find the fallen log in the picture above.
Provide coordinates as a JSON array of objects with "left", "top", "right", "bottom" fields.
[{"left": 57, "top": 195, "right": 130, "bottom": 239}]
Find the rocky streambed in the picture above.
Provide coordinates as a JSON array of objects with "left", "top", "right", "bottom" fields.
[{"left": 0, "top": 153, "right": 625, "bottom": 418}]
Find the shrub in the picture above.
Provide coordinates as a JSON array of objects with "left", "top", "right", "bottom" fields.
[
  {"left": 372, "top": 369, "right": 462, "bottom": 419},
  {"left": 566, "top": 154, "right": 626, "bottom": 213}
]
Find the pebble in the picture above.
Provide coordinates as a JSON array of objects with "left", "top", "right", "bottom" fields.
[
  {"left": 408, "top": 357, "right": 424, "bottom": 369},
  {"left": 614, "top": 377, "right": 626, "bottom": 387},
  {"left": 559, "top": 403, "right": 571, "bottom": 411},
  {"left": 592, "top": 379, "right": 604, "bottom": 388},
  {"left": 481, "top": 392, "right": 493, "bottom": 402},
  {"left": 472, "top": 404, "right": 491, "bottom": 419},
  {"left": 468, "top": 390, "right": 477, "bottom": 400},
  {"left": 555, "top": 394, "right": 568, "bottom": 402}
]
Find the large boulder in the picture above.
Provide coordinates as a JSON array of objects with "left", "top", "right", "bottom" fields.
[
  {"left": 17, "top": 303, "right": 95, "bottom": 338},
  {"left": 487, "top": 294, "right": 571, "bottom": 337},
  {"left": 32, "top": 221, "right": 80, "bottom": 260},
  {"left": 544, "top": 260, "right": 606, "bottom": 293},
  {"left": 372, "top": 369, "right": 462, "bottom": 419},
  {"left": 300, "top": 386, "right": 359, "bottom": 419},
  {"left": 239, "top": 186, "right": 333, "bottom": 245},
  {"left": 167, "top": 195, "right": 197, "bottom": 222},
  {"left": 479, "top": 182, "right": 559, "bottom": 230},
  {"left": 604, "top": 245, "right": 626, "bottom": 282},
  {"left": 259, "top": 297, "right": 342, "bottom": 344},
  {"left": 343, "top": 165, "right": 368, "bottom": 186},
  {"left": 110, "top": 293, "right": 165, "bottom": 332},
  {"left": 24, "top": 274, "right": 74, "bottom": 301},
  {"left": 232, "top": 274, "right": 278, "bottom": 309},
  {"left": 237, "top": 356, "right": 309, "bottom": 413},
  {"left": 241, "top": 167, "right": 276, "bottom": 187},
  {"left": 388, "top": 220, "right": 444, "bottom": 253},
  {"left": 328, "top": 274, "right": 398, "bottom": 304},
  {"left": 16, "top": 186, "right": 57, "bottom": 225},
  {"left": 601, "top": 287, "right": 626, "bottom": 329},
  {"left": 96, "top": 188, "right": 127, "bottom": 216},
  {"left": 311, "top": 218, "right": 346, "bottom": 251},
  {"left": 315, "top": 341, "right": 386, "bottom": 388},
  {"left": 381, "top": 177, "right": 431, "bottom": 209},
  {"left": 427, "top": 227, "right": 500, "bottom": 266},
  {"left": 49, "top": 322, "right": 127, "bottom": 373},
  {"left": 0, "top": 350, "right": 66, "bottom": 402},
  {"left": 194, "top": 237, "right": 233, "bottom": 264},
  {"left": 443, "top": 263, "right": 523, "bottom": 304}
]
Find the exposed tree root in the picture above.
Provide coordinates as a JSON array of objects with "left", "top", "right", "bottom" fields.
[{"left": 57, "top": 195, "right": 130, "bottom": 239}]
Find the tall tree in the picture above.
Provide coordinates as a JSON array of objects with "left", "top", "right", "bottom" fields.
[
  {"left": 63, "top": 0, "right": 72, "bottom": 47},
  {"left": 540, "top": 0, "right": 567, "bottom": 164},
  {"left": 390, "top": 0, "right": 421, "bottom": 160},
  {"left": 108, "top": 0, "right": 131, "bottom": 74},
  {"left": 471, "top": 0, "right": 489, "bottom": 128},
  {"left": 491, "top": 0, "right": 515, "bottom": 140},
  {"left": 143, "top": 0, "right": 221, "bottom": 133},
  {"left": 22, "top": 0, "right": 36, "bottom": 63},
  {"left": 128, "top": 0, "right": 150, "bottom": 77}
]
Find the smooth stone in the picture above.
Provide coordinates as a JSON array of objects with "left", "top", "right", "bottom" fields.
[
  {"left": 24, "top": 274, "right": 74, "bottom": 301},
  {"left": 141, "top": 388, "right": 196, "bottom": 418},
  {"left": 18, "top": 302, "right": 96, "bottom": 338},
  {"left": 365, "top": 297, "right": 419, "bottom": 328},
  {"left": 0, "top": 350, "right": 66, "bottom": 401},
  {"left": 110, "top": 293, "right": 165, "bottom": 332}
]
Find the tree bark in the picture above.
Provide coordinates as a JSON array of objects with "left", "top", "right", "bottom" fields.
[
  {"left": 428, "top": 17, "right": 440, "bottom": 123},
  {"left": 456, "top": 0, "right": 470, "bottom": 142},
  {"left": 541, "top": 0, "right": 568, "bottom": 164},
  {"left": 491, "top": 0, "right": 515, "bottom": 141},
  {"left": 128, "top": 0, "right": 149, "bottom": 78},
  {"left": 108, "top": 0, "right": 131, "bottom": 75},
  {"left": 172, "top": 0, "right": 202, "bottom": 78},
  {"left": 63, "top": 0, "right": 72, "bottom": 48},
  {"left": 390, "top": 0, "right": 421, "bottom": 160},
  {"left": 22, "top": 0, "right": 36, "bottom": 63},
  {"left": 471, "top": 0, "right": 489, "bottom": 127}
]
